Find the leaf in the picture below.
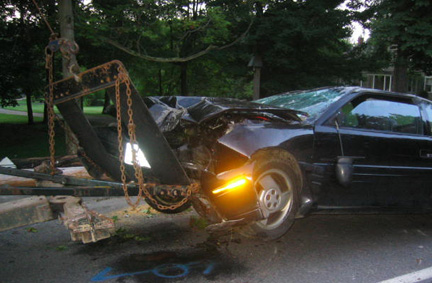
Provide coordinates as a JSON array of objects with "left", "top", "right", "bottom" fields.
[
  {"left": 134, "top": 235, "right": 151, "bottom": 242},
  {"left": 26, "top": 227, "right": 38, "bottom": 233},
  {"left": 56, "top": 245, "right": 68, "bottom": 251},
  {"left": 189, "top": 216, "right": 208, "bottom": 230}
]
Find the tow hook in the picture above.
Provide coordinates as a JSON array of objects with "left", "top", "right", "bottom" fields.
[{"left": 50, "top": 196, "right": 115, "bottom": 244}]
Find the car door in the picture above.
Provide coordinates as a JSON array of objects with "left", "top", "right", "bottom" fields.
[
  {"left": 418, "top": 99, "right": 432, "bottom": 185},
  {"left": 314, "top": 93, "right": 432, "bottom": 208}
]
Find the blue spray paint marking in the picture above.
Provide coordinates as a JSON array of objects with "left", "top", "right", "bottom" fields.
[
  {"left": 91, "top": 260, "right": 215, "bottom": 282},
  {"left": 151, "top": 263, "right": 189, "bottom": 279}
]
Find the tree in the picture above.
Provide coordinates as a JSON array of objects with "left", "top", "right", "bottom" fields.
[
  {"left": 1, "top": 0, "right": 369, "bottom": 107},
  {"left": 354, "top": 0, "right": 432, "bottom": 93},
  {"left": 246, "top": 0, "right": 362, "bottom": 97},
  {"left": 73, "top": 0, "right": 366, "bottom": 99},
  {"left": 0, "top": 0, "right": 53, "bottom": 124},
  {"left": 75, "top": 0, "right": 253, "bottom": 96}
]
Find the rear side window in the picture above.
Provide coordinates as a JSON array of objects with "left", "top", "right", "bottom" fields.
[{"left": 339, "top": 98, "right": 423, "bottom": 135}]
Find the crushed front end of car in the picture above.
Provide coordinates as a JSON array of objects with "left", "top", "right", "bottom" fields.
[{"left": 138, "top": 96, "right": 311, "bottom": 236}]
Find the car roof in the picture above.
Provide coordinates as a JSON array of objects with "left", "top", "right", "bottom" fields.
[
  {"left": 275, "top": 86, "right": 419, "bottom": 99},
  {"left": 261, "top": 86, "right": 430, "bottom": 124}
]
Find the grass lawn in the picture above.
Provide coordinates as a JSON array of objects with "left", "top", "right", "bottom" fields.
[
  {"left": 0, "top": 104, "right": 112, "bottom": 159},
  {"left": 0, "top": 113, "right": 43, "bottom": 124},
  {"left": 0, "top": 122, "right": 66, "bottom": 159},
  {"left": 4, "top": 103, "right": 103, "bottom": 115}
]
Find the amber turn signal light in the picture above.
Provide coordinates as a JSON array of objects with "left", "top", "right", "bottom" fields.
[{"left": 212, "top": 177, "right": 248, "bottom": 194}]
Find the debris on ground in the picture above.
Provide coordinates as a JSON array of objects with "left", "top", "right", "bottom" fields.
[
  {"left": 26, "top": 227, "right": 38, "bottom": 233},
  {"left": 0, "top": 157, "right": 16, "bottom": 168},
  {"left": 189, "top": 216, "right": 209, "bottom": 230}
]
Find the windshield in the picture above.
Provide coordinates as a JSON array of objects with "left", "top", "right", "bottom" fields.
[{"left": 256, "top": 88, "right": 345, "bottom": 120}]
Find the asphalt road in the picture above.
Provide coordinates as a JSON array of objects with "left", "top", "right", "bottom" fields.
[{"left": 1, "top": 196, "right": 432, "bottom": 283}]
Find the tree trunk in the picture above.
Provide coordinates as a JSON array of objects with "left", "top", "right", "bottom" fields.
[
  {"left": 253, "top": 67, "right": 261, "bottom": 100},
  {"left": 43, "top": 65, "right": 50, "bottom": 124},
  {"left": 180, "top": 62, "right": 188, "bottom": 96},
  {"left": 25, "top": 92, "right": 34, "bottom": 125},
  {"left": 392, "top": 50, "right": 408, "bottom": 93},
  {"left": 59, "top": 0, "right": 79, "bottom": 155},
  {"left": 102, "top": 91, "right": 111, "bottom": 113},
  {"left": 43, "top": 103, "right": 48, "bottom": 123}
]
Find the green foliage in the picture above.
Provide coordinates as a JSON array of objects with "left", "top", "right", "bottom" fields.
[
  {"left": 115, "top": 227, "right": 152, "bottom": 242},
  {"left": 0, "top": 122, "right": 66, "bottom": 159},
  {"left": 26, "top": 227, "right": 38, "bottom": 233},
  {"left": 248, "top": 0, "right": 360, "bottom": 96},
  {"left": 1, "top": 0, "right": 375, "bottom": 105},
  {"left": 55, "top": 245, "right": 68, "bottom": 251},
  {"left": 5, "top": 103, "right": 103, "bottom": 115},
  {"left": 83, "top": 91, "right": 105, "bottom": 107},
  {"left": 189, "top": 215, "right": 208, "bottom": 230},
  {"left": 368, "top": 0, "right": 432, "bottom": 74},
  {"left": 0, "top": 113, "right": 43, "bottom": 124},
  {"left": 74, "top": 0, "right": 254, "bottom": 96},
  {"left": 0, "top": 0, "right": 52, "bottom": 107}
]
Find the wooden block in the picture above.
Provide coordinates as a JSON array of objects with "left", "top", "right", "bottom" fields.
[{"left": 0, "top": 196, "right": 54, "bottom": 232}]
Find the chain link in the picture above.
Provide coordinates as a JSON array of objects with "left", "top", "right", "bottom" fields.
[
  {"left": 37, "top": 0, "right": 198, "bottom": 209},
  {"left": 53, "top": 116, "right": 104, "bottom": 173},
  {"left": 45, "top": 37, "right": 100, "bottom": 175},
  {"left": 45, "top": 48, "right": 57, "bottom": 175},
  {"left": 114, "top": 66, "right": 198, "bottom": 210},
  {"left": 45, "top": 49, "right": 196, "bottom": 210}
]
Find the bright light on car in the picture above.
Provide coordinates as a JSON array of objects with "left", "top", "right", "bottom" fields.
[
  {"left": 212, "top": 177, "right": 248, "bottom": 194},
  {"left": 124, "top": 142, "right": 151, "bottom": 168}
]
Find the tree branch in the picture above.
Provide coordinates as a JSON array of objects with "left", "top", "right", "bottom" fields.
[
  {"left": 179, "top": 19, "right": 212, "bottom": 42},
  {"left": 105, "top": 20, "right": 253, "bottom": 63}
]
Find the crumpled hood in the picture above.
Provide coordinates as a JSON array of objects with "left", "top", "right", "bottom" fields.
[
  {"left": 143, "top": 96, "right": 303, "bottom": 132},
  {"left": 217, "top": 119, "right": 314, "bottom": 158}
]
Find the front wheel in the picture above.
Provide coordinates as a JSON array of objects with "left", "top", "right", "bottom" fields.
[{"left": 241, "top": 154, "right": 300, "bottom": 240}]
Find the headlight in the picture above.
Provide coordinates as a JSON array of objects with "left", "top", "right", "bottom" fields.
[{"left": 124, "top": 142, "right": 151, "bottom": 168}]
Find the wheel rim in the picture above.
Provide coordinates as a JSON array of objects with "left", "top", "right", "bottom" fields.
[{"left": 255, "top": 168, "right": 293, "bottom": 230}]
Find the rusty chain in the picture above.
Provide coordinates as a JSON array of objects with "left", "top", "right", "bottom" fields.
[
  {"left": 45, "top": 32, "right": 99, "bottom": 175},
  {"left": 45, "top": 40, "right": 91, "bottom": 175},
  {"left": 36, "top": 0, "right": 198, "bottom": 208},
  {"left": 53, "top": 116, "right": 105, "bottom": 174},
  {"left": 45, "top": 47, "right": 57, "bottom": 175},
  {"left": 45, "top": 35, "right": 197, "bottom": 209},
  {"left": 114, "top": 66, "right": 198, "bottom": 210}
]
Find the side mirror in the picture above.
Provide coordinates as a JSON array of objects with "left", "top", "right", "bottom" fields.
[{"left": 336, "top": 156, "right": 353, "bottom": 187}]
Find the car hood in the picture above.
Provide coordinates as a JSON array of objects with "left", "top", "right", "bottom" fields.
[
  {"left": 217, "top": 119, "right": 314, "bottom": 158},
  {"left": 143, "top": 96, "right": 305, "bottom": 132}
]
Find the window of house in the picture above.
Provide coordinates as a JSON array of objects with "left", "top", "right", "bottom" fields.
[
  {"left": 425, "top": 77, "right": 432, "bottom": 93},
  {"left": 339, "top": 98, "right": 423, "bottom": 135},
  {"left": 423, "top": 102, "right": 432, "bottom": 135}
]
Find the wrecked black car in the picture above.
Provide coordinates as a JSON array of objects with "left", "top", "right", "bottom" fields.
[
  {"left": 33, "top": 62, "right": 432, "bottom": 240},
  {"left": 125, "top": 86, "right": 432, "bottom": 239}
]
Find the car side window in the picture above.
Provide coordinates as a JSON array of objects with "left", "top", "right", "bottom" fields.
[{"left": 339, "top": 98, "right": 423, "bottom": 135}]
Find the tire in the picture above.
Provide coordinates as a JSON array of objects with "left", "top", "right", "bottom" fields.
[
  {"left": 145, "top": 195, "right": 191, "bottom": 214},
  {"left": 241, "top": 154, "right": 300, "bottom": 240}
]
